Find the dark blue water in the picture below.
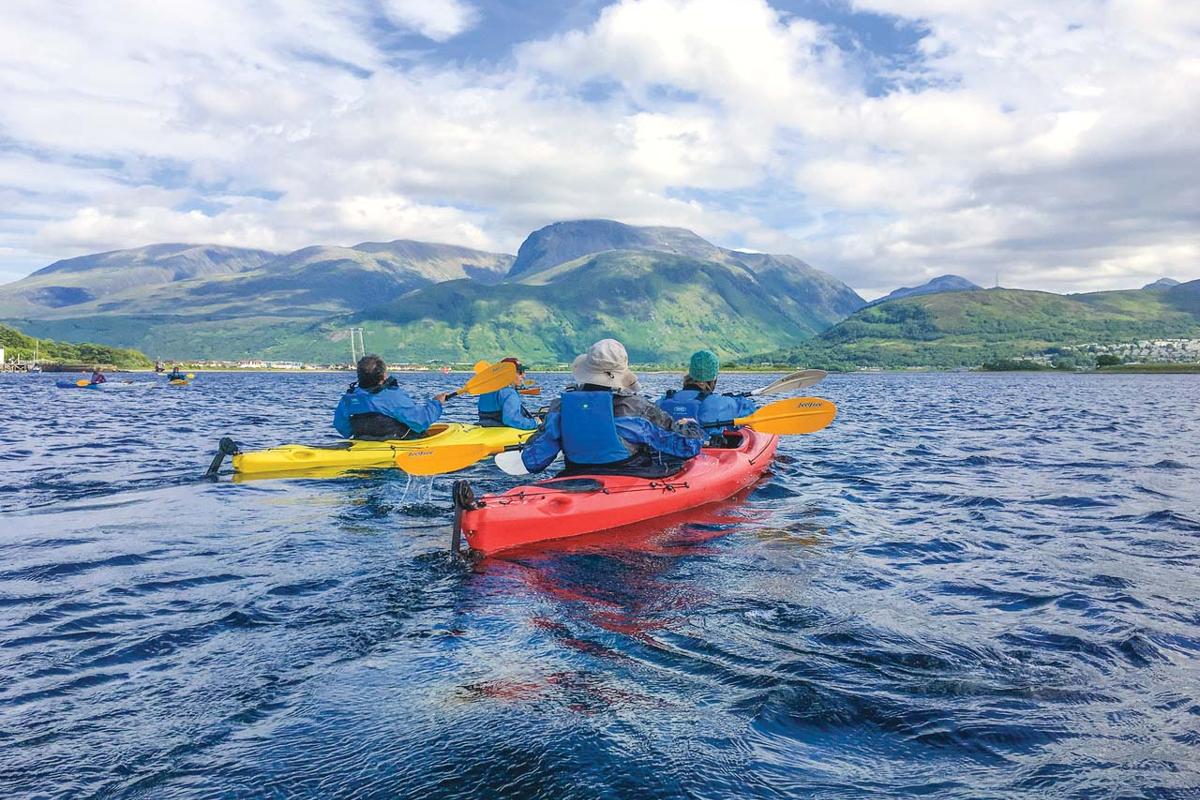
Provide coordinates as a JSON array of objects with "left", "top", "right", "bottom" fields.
[{"left": 1, "top": 371, "right": 1198, "bottom": 799}]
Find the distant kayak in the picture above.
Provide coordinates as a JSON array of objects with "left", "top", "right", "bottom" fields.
[
  {"left": 229, "top": 423, "right": 535, "bottom": 477},
  {"left": 168, "top": 379, "right": 190, "bottom": 386},
  {"left": 453, "top": 429, "right": 778, "bottom": 555},
  {"left": 55, "top": 380, "right": 146, "bottom": 391}
]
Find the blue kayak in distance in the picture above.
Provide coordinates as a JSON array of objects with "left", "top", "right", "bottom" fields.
[{"left": 55, "top": 380, "right": 147, "bottom": 391}]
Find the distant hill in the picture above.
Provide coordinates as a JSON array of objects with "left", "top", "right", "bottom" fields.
[
  {"left": 0, "top": 240, "right": 511, "bottom": 321},
  {"left": 0, "top": 239, "right": 514, "bottom": 359},
  {"left": 1143, "top": 277, "right": 1181, "bottom": 290},
  {"left": 1, "top": 222, "right": 862, "bottom": 362},
  {"left": 0, "top": 245, "right": 276, "bottom": 317},
  {"left": 867, "top": 274, "right": 981, "bottom": 306},
  {"left": 0, "top": 322, "right": 151, "bottom": 369},
  {"left": 748, "top": 282, "right": 1200, "bottom": 369}
]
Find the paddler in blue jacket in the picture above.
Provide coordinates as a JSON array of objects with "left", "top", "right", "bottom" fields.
[
  {"left": 476, "top": 357, "right": 539, "bottom": 430},
  {"left": 657, "top": 350, "right": 755, "bottom": 439},
  {"left": 520, "top": 339, "right": 705, "bottom": 478},
  {"left": 334, "top": 354, "right": 448, "bottom": 440}
]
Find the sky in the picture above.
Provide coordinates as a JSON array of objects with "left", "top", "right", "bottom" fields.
[{"left": 0, "top": 0, "right": 1197, "bottom": 298}]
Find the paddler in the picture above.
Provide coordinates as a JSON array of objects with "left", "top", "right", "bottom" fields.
[
  {"left": 476, "top": 357, "right": 539, "bottom": 430},
  {"left": 657, "top": 349, "right": 755, "bottom": 439},
  {"left": 519, "top": 339, "right": 705, "bottom": 478},
  {"left": 90, "top": 366, "right": 107, "bottom": 384},
  {"left": 167, "top": 364, "right": 186, "bottom": 381},
  {"left": 334, "top": 354, "right": 448, "bottom": 440}
]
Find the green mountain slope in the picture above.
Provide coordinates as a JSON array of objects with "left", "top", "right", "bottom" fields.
[
  {"left": 1, "top": 239, "right": 514, "bottom": 358},
  {"left": 0, "top": 240, "right": 512, "bottom": 321},
  {"left": 0, "top": 244, "right": 276, "bottom": 317},
  {"left": 0, "top": 323, "right": 151, "bottom": 369},
  {"left": 752, "top": 282, "right": 1200, "bottom": 369},
  {"left": 506, "top": 221, "right": 865, "bottom": 333},
  {"left": 337, "top": 250, "right": 833, "bottom": 363}
]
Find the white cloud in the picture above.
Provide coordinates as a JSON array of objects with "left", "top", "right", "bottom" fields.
[
  {"left": 380, "top": 0, "right": 479, "bottom": 41},
  {"left": 0, "top": 0, "right": 1197, "bottom": 295}
]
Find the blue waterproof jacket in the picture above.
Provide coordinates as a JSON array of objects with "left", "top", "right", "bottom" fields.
[
  {"left": 522, "top": 387, "right": 704, "bottom": 478},
  {"left": 333, "top": 380, "right": 443, "bottom": 439},
  {"left": 477, "top": 386, "right": 539, "bottom": 430},
  {"left": 657, "top": 387, "right": 756, "bottom": 430}
]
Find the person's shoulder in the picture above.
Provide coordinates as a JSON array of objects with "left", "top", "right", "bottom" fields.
[{"left": 616, "top": 391, "right": 656, "bottom": 413}]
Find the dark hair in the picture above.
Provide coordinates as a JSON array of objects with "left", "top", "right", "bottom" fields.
[{"left": 356, "top": 354, "right": 387, "bottom": 388}]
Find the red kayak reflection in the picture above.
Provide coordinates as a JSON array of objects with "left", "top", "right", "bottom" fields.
[{"left": 471, "top": 487, "right": 770, "bottom": 641}]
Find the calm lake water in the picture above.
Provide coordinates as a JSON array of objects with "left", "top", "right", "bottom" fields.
[{"left": 1, "top": 371, "right": 1198, "bottom": 799}]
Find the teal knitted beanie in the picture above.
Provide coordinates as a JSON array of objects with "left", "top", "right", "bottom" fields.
[{"left": 688, "top": 349, "right": 720, "bottom": 382}]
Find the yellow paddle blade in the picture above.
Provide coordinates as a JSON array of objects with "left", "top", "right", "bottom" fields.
[
  {"left": 734, "top": 397, "right": 837, "bottom": 435},
  {"left": 76, "top": 379, "right": 90, "bottom": 386},
  {"left": 473, "top": 360, "right": 489, "bottom": 373},
  {"left": 186, "top": 373, "right": 195, "bottom": 379},
  {"left": 457, "top": 360, "right": 518, "bottom": 396},
  {"left": 394, "top": 443, "right": 502, "bottom": 475}
]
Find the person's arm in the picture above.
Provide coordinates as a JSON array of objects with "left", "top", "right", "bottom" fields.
[
  {"left": 615, "top": 417, "right": 705, "bottom": 459},
  {"left": 702, "top": 395, "right": 756, "bottom": 429},
  {"left": 520, "top": 410, "right": 563, "bottom": 473},
  {"left": 333, "top": 396, "right": 353, "bottom": 437},
  {"left": 377, "top": 388, "right": 443, "bottom": 433},
  {"left": 734, "top": 396, "right": 757, "bottom": 419},
  {"left": 501, "top": 388, "right": 539, "bottom": 431}
]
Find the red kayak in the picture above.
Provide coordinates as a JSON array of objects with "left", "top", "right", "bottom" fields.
[{"left": 452, "top": 430, "right": 778, "bottom": 555}]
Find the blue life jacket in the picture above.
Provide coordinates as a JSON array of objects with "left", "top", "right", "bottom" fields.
[
  {"left": 658, "top": 388, "right": 708, "bottom": 423},
  {"left": 559, "top": 390, "right": 633, "bottom": 466},
  {"left": 477, "top": 389, "right": 503, "bottom": 424}
]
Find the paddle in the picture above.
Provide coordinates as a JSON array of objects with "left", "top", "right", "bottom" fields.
[
  {"left": 706, "top": 396, "right": 837, "bottom": 434},
  {"left": 395, "top": 396, "right": 838, "bottom": 476},
  {"left": 395, "top": 441, "right": 523, "bottom": 476},
  {"left": 75, "top": 379, "right": 91, "bottom": 387},
  {"left": 732, "top": 368, "right": 827, "bottom": 397},
  {"left": 445, "top": 360, "right": 518, "bottom": 401}
]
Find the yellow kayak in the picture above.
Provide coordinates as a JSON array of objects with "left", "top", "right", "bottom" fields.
[{"left": 229, "top": 423, "right": 535, "bottom": 477}]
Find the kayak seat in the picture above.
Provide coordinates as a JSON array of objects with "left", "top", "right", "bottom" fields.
[{"left": 708, "top": 431, "right": 745, "bottom": 449}]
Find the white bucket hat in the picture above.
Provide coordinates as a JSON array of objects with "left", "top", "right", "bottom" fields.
[{"left": 571, "top": 338, "right": 639, "bottom": 391}]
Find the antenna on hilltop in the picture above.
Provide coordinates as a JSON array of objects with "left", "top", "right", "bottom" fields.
[{"left": 994, "top": 272, "right": 1000, "bottom": 289}]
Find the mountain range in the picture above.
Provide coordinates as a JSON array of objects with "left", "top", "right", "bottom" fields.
[
  {"left": 1, "top": 219, "right": 1195, "bottom": 367},
  {"left": 0, "top": 221, "right": 864, "bottom": 363}
]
